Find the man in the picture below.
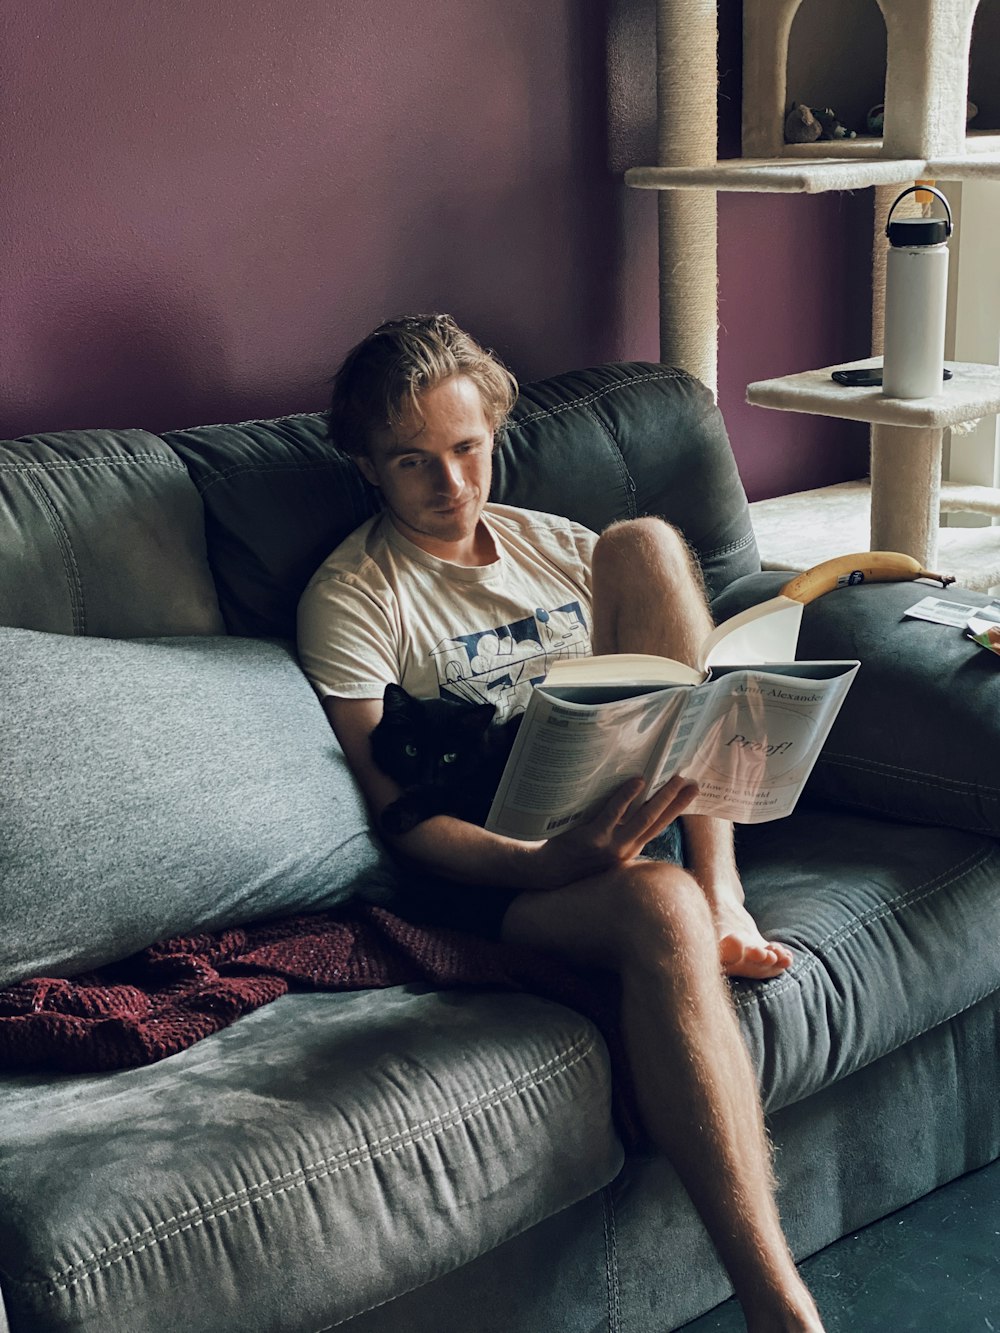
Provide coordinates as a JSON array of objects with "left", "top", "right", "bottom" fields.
[{"left": 297, "top": 314, "right": 825, "bottom": 1333}]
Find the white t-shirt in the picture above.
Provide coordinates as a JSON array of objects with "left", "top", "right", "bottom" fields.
[{"left": 297, "top": 504, "right": 598, "bottom": 723}]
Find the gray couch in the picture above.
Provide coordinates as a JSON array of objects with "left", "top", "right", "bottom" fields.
[{"left": 2, "top": 362, "right": 999, "bottom": 1333}]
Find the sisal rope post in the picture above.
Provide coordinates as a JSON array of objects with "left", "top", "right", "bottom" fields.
[
  {"left": 869, "top": 423, "right": 943, "bottom": 565},
  {"left": 656, "top": 0, "right": 719, "bottom": 395}
]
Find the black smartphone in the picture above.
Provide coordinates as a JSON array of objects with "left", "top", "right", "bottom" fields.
[
  {"left": 832, "top": 366, "right": 953, "bottom": 387},
  {"left": 832, "top": 367, "right": 883, "bottom": 387}
]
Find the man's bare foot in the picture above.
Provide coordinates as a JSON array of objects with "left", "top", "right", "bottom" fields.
[
  {"left": 745, "top": 1303, "right": 825, "bottom": 1332},
  {"left": 744, "top": 1290, "right": 825, "bottom": 1332},
  {"left": 741, "top": 1263, "right": 826, "bottom": 1331},
  {"left": 715, "top": 898, "right": 793, "bottom": 979},
  {"left": 680, "top": 817, "right": 794, "bottom": 978}
]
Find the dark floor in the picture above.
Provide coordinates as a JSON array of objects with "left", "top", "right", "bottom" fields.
[{"left": 681, "top": 1157, "right": 1000, "bottom": 1332}]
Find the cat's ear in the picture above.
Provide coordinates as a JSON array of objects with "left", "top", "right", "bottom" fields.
[
  {"left": 461, "top": 703, "right": 498, "bottom": 733},
  {"left": 382, "top": 683, "right": 413, "bottom": 716}
]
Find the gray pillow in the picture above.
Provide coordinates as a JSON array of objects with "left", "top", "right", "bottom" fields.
[
  {"left": 713, "top": 575, "right": 1000, "bottom": 837},
  {"left": 0, "top": 629, "right": 390, "bottom": 986}
]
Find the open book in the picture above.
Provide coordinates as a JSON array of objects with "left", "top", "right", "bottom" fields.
[{"left": 485, "top": 591, "right": 859, "bottom": 838}]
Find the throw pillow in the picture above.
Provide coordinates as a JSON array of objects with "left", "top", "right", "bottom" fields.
[{"left": 0, "top": 629, "right": 391, "bottom": 987}]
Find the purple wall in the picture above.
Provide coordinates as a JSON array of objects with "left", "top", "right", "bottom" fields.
[
  {"left": 4, "top": 0, "right": 868, "bottom": 500},
  {"left": 717, "top": 191, "right": 871, "bottom": 500},
  {"left": 715, "top": 3, "right": 870, "bottom": 499}
]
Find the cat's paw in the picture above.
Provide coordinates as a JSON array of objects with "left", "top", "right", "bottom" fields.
[{"left": 381, "top": 801, "right": 420, "bottom": 836}]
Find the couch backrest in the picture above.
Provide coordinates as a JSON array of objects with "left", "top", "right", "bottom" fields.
[
  {"left": 0, "top": 428, "right": 225, "bottom": 637},
  {"left": 0, "top": 363, "right": 759, "bottom": 639}
]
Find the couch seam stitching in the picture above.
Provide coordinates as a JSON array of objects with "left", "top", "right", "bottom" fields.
[
  {"left": 192, "top": 457, "right": 357, "bottom": 495},
  {"left": 702, "top": 530, "right": 757, "bottom": 559},
  {"left": 802, "top": 791, "right": 995, "bottom": 833},
  {"left": 176, "top": 381, "right": 686, "bottom": 438},
  {"left": 819, "top": 752, "right": 1000, "bottom": 799},
  {"left": 18, "top": 1034, "right": 598, "bottom": 1294},
  {"left": 168, "top": 411, "right": 327, "bottom": 435},
  {"left": 731, "top": 843, "right": 996, "bottom": 1011},
  {"left": 582, "top": 403, "right": 637, "bottom": 520},
  {"left": 511, "top": 370, "right": 687, "bottom": 428},
  {"left": 0, "top": 454, "right": 189, "bottom": 476},
  {"left": 602, "top": 1184, "right": 622, "bottom": 1333},
  {"left": 22, "top": 472, "right": 86, "bottom": 634}
]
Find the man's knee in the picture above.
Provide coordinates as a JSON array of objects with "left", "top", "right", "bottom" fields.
[
  {"left": 594, "top": 518, "right": 696, "bottom": 583},
  {"left": 610, "top": 859, "right": 715, "bottom": 962}
]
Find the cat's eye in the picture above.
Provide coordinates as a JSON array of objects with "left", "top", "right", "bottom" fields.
[
  {"left": 404, "top": 744, "right": 418, "bottom": 757},
  {"left": 442, "top": 752, "right": 457, "bottom": 764}
]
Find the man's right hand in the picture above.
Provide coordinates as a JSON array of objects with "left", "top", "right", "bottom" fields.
[{"left": 528, "top": 775, "right": 698, "bottom": 890}]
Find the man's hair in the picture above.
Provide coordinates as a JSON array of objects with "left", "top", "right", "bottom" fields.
[{"left": 328, "top": 314, "right": 518, "bottom": 457}]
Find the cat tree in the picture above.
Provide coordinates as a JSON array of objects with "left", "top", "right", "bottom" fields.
[{"left": 628, "top": 0, "right": 1000, "bottom": 587}]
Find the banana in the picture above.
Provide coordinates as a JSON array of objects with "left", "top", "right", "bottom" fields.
[{"left": 779, "top": 551, "right": 955, "bottom": 604}]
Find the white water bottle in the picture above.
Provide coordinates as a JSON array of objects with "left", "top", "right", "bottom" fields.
[{"left": 882, "top": 186, "right": 953, "bottom": 399}]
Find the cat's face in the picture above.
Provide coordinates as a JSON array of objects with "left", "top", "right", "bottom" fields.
[{"left": 371, "top": 684, "right": 497, "bottom": 790}]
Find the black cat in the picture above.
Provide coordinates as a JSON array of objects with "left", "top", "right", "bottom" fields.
[{"left": 370, "top": 683, "right": 521, "bottom": 835}]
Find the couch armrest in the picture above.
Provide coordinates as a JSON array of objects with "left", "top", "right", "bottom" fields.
[{"left": 712, "top": 574, "right": 1000, "bottom": 837}]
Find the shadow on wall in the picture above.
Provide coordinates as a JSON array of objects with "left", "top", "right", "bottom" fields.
[
  {"left": 604, "top": 0, "right": 660, "bottom": 362},
  {"left": 9, "top": 278, "right": 233, "bottom": 438}
]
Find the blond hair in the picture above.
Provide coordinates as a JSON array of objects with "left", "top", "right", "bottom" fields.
[{"left": 328, "top": 314, "right": 518, "bottom": 457}]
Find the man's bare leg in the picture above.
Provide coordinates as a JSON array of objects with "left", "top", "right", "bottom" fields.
[
  {"left": 502, "top": 859, "right": 824, "bottom": 1332},
  {"left": 590, "top": 518, "right": 793, "bottom": 978}
]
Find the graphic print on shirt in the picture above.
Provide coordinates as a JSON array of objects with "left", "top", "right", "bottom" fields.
[{"left": 431, "top": 602, "right": 590, "bottom": 721}]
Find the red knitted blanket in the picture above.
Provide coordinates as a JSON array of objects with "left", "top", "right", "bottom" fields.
[{"left": 0, "top": 908, "right": 630, "bottom": 1123}]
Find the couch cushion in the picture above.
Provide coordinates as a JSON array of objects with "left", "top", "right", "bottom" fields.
[
  {"left": 735, "top": 808, "right": 1000, "bottom": 1110},
  {"left": 493, "top": 363, "right": 759, "bottom": 600},
  {"left": 0, "top": 628, "right": 389, "bottom": 986},
  {"left": 164, "top": 412, "right": 380, "bottom": 639},
  {"left": 166, "top": 364, "right": 759, "bottom": 639},
  {"left": 713, "top": 575, "right": 1000, "bottom": 837},
  {"left": 0, "top": 988, "right": 622, "bottom": 1333},
  {"left": 0, "top": 430, "right": 224, "bottom": 637}
]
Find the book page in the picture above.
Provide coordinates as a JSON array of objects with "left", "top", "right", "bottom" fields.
[
  {"left": 699, "top": 596, "right": 804, "bottom": 671},
  {"left": 543, "top": 652, "right": 702, "bottom": 688}
]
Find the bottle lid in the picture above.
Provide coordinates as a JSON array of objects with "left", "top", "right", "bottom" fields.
[
  {"left": 885, "top": 186, "right": 953, "bottom": 244},
  {"left": 887, "top": 216, "right": 950, "bottom": 247}
]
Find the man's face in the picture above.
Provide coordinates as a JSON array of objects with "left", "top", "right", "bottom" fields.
[{"left": 356, "top": 374, "right": 495, "bottom": 563}]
